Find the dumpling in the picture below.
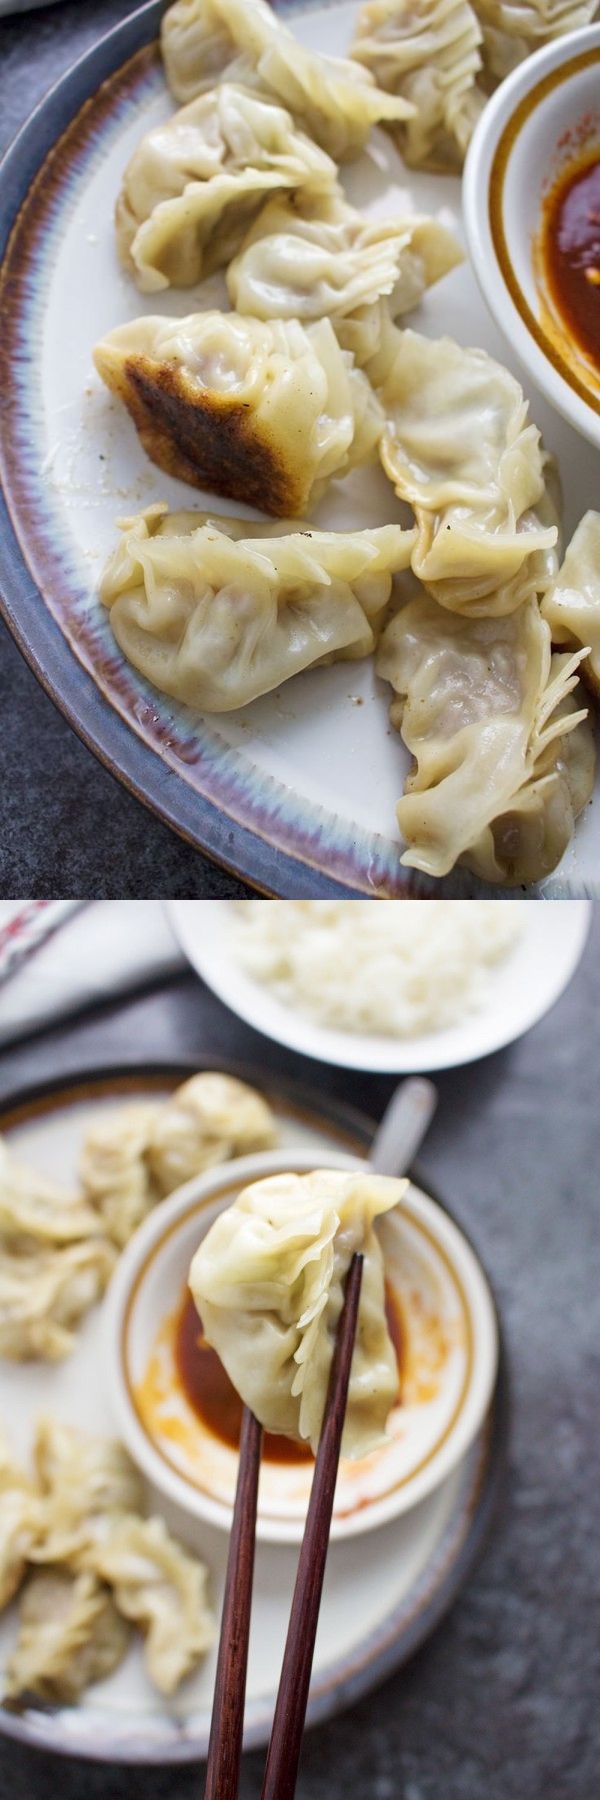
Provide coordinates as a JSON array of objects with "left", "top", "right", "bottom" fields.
[
  {"left": 146, "top": 1072, "right": 277, "bottom": 1196},
  {"left": 476, "top": 0, "right": 599, "bottom": 80},
  {"left": 79, "top": 1075, "right": 277, "bottom": 1245},
  {"left": 79, "top": 1103, "right": 160, "bottom": 1249},
  {"left": 0, "top": 1136, "right": 116, "bottom": 1361},
  {"left": 0, "top": 1238, "right": 116, "bottom": 1362},
  {"left": 226, "top": 186, "right": 462, "bottom": 329},
  {"left": 1, "top": 1486, "right": 38, "bottom": 1610},
  {"left": 29, "top": 1419, "right": 144, "bottom": 1567},
  {"left": 94, "top": 312, "right": 382, "bottom": 515},
  {"left": 161, "top": 0, "right": 414, "bottom": 161},
  {"left": 541, "top": 512, "right": 600, "bottom": 702},
  {"left": 371, "top": 325, "right": 558, "bottom": 614},
  {"left": 376, "top": 588, "right": 595, "bottom": 883},
  {"left": 0, "top": 1138, "right": 104, "bottom": 1247},
  {"left": 91, "top": 1514, "right": 214, "bottom": 1694},
  {"left": 351, "top": 0, "right": 485, "bottom": 169},
  {"left": 0, "top": 1428, "right": 40, "bottom": 1610},
  {"left": 116, "top": 83, "right": 335, "bottom": 292},
  {"left": 189, "top": 1169, "right": 406, "bottom": 1457},
  {"left": 5, "top": 1568, "right": 129, "bottom": 1703},
  {"left": 99, "top": 506, "right": 416, "bottom": 712}
]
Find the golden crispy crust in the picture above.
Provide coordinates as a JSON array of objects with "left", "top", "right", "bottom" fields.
[{"left": 106, "top": 355, "right": 307, "bottom": 516}]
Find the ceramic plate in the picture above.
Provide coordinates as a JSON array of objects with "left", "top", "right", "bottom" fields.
[
  {"left": 167, "top": 898, "right": 592, "bottom": 1071},
  {"left": 0, "top": 1059, "right": 507, "bottom": 1763},
  {"left": 0, "top": 1, "right": 599, "bottom": 898}
]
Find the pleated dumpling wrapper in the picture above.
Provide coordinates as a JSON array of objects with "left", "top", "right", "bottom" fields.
[
  {"left": 161, "top": 0, "right": 414, "bottom": 162},
  {"left": 99, "top": 506, "right": 416, "bottom": 712},
  {"left": 542, "top": 512, "right": 600, "bottom": 703},
  {"left": 79, "top": 1072, "right": 276, "bottom": 1246},
  {"left": 226, "top": 186, "right": 462, "bottom": 332},
  {"left": 93, "top": 312, "right": 382, "bottom": 515},
  {"left": 368, "top": 321, "right": 559, "bottom": 615},
  {"left": 0, "top": 1426, "right": 41, "bottom": 1609},
  {"left": 189, "top": 1169, "right": 407, "bottom": 1458},
  {"left": 5, "top": 1568, "right": 130, "bottom": 1704},
  {"left": 377, "top": 589, "right": 595, "bottom": 885},
  {"left": 351, "top": 0, "right": 484, "bottom": 170},
  {"left": 116, "top": 83, "right": 336, "bottom": 293},
  {"left": 476, "top": 0, "right": 599, "bottom": 82},
  {"left": 0, "top": 1134, "right": 116, "bottom": 1362}
]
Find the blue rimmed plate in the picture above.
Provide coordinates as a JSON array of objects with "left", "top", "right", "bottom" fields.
[
  {"left": 1, "top": 0, "right": 598, "bottom": 895},
  {"left": 0, "top": 1058, "right": 508, "bottom": 1763}
]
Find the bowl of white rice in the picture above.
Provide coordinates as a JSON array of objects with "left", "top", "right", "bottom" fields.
[{"left": 167, "top": 900, "right": 591, "bottom": 1072}]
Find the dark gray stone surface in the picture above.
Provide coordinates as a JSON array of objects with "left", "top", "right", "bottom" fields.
[
  {"left": 0, "top": 0, "right": 254, "bottom": 898},
  {"left": 0, "top": 904, "right": 598, "bottom": 1797}
]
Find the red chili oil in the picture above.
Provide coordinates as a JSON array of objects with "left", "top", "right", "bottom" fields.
[
  {"left": 175, "top": 1281, "right": 403, "bottom": 1463},
  {"left": 542, "top": 152, "right": 600, "bottom": 374}
]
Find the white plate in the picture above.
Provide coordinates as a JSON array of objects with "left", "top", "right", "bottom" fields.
[
  {"left": 167, "top": 898, "right": 592, "bottom": 1071},
  {"left": 0, "top": 1063, "right": 506, "bottom": 1763},
  {"left": 1, "top": 0, "right": 599, "bottom": 895}
]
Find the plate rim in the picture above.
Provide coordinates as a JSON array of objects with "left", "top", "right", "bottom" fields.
[{"left": 0, "top": 1055, "right": 509, "bottom": 1763}]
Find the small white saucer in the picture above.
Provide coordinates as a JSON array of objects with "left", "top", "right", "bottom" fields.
[
  {"left": 464, "top": 26, "right": 600, "bottom": 449},
  {"left": 106, "top": 1147, "right": 498, "bottom": 1544}
]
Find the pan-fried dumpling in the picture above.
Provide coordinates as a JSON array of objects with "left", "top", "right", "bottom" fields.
[
  {"left": 161, "top": 0, "right": 414, "bottom": 161},
  {"left": 92, "top": 1515, "right": 214, "bottom": 1694},
  {"left": 0, "top": 1138, "right": 104, "bottom": 1248},
  {"left": 146, "top": 1072, "right": 276, "bottom": 1196},
  {"left": 116, "top": 84, "right": 335, "bottom": 292},
  {"left": 372, "top": 325, "right": 558, "bottom": 614},
  {"left": 0, "top": 1238, "right": 116, "bottom": 1362},
  {"left": 29, "top": 1419, "right": 144, "bottom": 1567},
  {"left": 79, "top": 1103, "right": 160, "bottom": 1248},
  {"left": 5, "top": 1568, "right": 129, "bottom": 1703},
  {"left": 376, "top": 589, "right": 594, "bottom": 883},
  {"left": 477, "top": 0, "right": 598, "bottom": 80},
  {"left": 542, "top": 512, "right": 600, "bottom": 703},
  {"left": 351, "top": 0, "right": 484, "bottom": 169},
  {"left": 94, "top": 312, "right": 382, "bottom": 515},
  {"left": 226, "top": 187, "right": 462, "bottom": 328},
  {"left": 189, "top": 1169, "right": 406, "bottom": 1457},
  {"left": 99, "top": 506, "right": 416, "bottom": 712}
]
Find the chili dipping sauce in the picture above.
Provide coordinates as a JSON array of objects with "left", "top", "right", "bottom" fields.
[
  {"left": 175, "top": 1281, "right": 403, "bottom": 1464},
  {"left": 541, "top": 151, "right": 600, "bottom": 376}
]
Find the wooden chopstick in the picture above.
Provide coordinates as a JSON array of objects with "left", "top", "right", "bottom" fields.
[
  {"left": 203, "top": 1405, "right": 263, "bottom": 1800},
  {"left": 203, "top": 1250, "right": 363, "bottom": 1800},
  {"left": 261, "top": 1251, "right": 364, "bottom": 1800}
]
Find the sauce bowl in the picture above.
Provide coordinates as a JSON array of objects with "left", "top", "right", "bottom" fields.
[
  {"left": 463, "top": 25, "right": 600, "bottom": 448},
  {"left": 105, "top": 1148, "right": 498, "bottom": 1544}
]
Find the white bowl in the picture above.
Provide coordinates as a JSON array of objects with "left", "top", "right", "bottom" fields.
[
  {"left": 106, "top": 1147, "right": 498, "bottom": 1545},
  {"left": 167, "top": 899, "right": 591, "bottom": 1073},
  {"left": 463, "top": 25, "right": 600, "bottom": 448}
]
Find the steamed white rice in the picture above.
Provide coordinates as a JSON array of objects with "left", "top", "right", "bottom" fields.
[{"left": 231, "top": 901, "right": 523, "bottom": 1039}]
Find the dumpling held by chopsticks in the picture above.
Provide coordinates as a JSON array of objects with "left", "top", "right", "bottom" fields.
[{"left": 189, "top": 1168, "right": 407, "bottom": 1458}]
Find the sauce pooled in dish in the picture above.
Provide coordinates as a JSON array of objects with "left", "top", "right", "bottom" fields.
[
  {"left": 541, "top": 151, "right": 600, "bottom": 377},
  {"left": 176, "top": 1281, "right": 404, "bottom": 1464}
]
